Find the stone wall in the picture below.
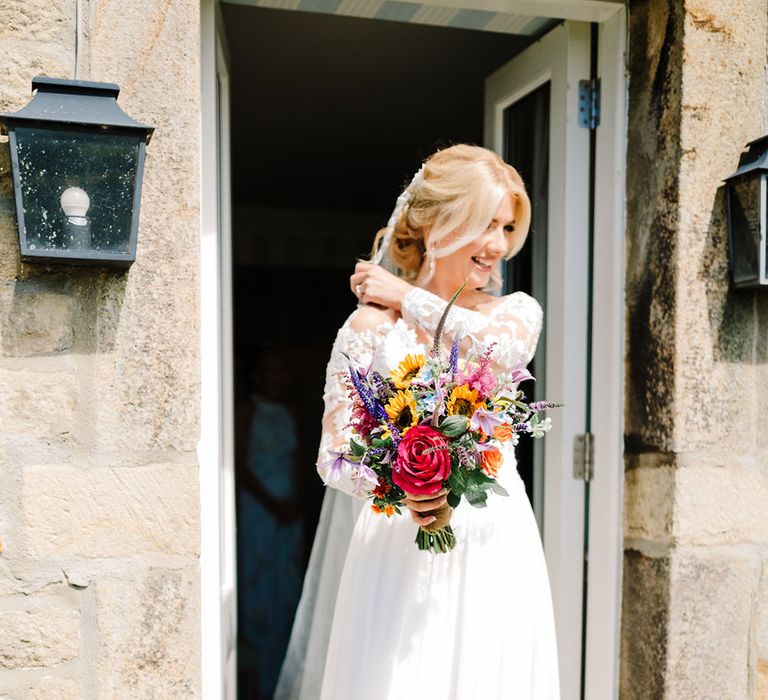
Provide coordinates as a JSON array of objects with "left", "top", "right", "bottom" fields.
[
  {"left": 0, "top": 1, "right": 202, "bottom": 696},
  {"left": 622, "top": 1, "right": 768, "bottom": 698}
]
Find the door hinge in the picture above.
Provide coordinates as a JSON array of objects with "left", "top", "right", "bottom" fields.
[
  {"left": 573, "top": 433, "right": 594, "bottom": 481},
  {"left": 578, "top": 78, "right": 601, "bottom": 129}
]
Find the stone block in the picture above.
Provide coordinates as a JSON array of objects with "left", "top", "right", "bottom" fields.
[
  {"left": 0, "top": 0, "right": 76, "bottom": 45},
  {"left": 96, "top": 567, "right": 200, "bottom": 697},
  {"left": 0, "top": 285, "right": 75, "bottom": 356},
  {"left": 619, "top": 549, "right": 669, "bottom": 699},
  {"left": 666, "top": 552, "right": 754, "bottom": 699},
  {"left": 0, "top": 607, "right": 79, "bottom": 669},
  {"left": 623, "top": 465, "right": 675, "bottom": 543},
  {"left": 757, "top": 659, "right": 768, "bottom": 700},
  {"left": 673, "top": 466, "right": 768, "bottom": 545},
  {"left": 0, "top": 364, "right": 77, "bottom": 443},
  {"left": 757, "top": 560, "right": 768, "bottom": 659},
  {"left": 27, "top": 676, "right": 79, "bottom": 699},
  {"left": 22, "top": 463, "right": 199, "bottom": 558}
]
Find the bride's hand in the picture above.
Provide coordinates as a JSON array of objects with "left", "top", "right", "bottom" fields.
[
  {"left": 350, "top": 262, "right": 413, "bottom": 311},
  {"left": 402, "top": 488, "right": 449, "bottom": 527}
]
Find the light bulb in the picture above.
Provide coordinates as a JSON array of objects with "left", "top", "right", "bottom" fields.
[{"left": 60, "top": 187, "right": 90, "bottom": 218}]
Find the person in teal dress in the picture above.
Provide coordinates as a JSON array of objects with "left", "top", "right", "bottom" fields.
[{"left": 236, "top": 350, "right": 304, "bottom": 700}]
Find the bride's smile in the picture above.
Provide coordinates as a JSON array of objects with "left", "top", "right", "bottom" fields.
[{"left": 428, "top": 192, "right": 518, "bottom": 297}]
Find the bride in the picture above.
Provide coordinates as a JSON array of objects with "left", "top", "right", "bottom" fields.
[{"left": 275, "top": 143, "right": 560, "bottom": 699}]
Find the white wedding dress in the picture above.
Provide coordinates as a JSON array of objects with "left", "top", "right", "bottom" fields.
[{"left": 276, "top": 287, "right": 560, "bottom": 700}]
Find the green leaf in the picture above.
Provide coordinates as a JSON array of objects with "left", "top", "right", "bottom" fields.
[
  {"left": 349, "top": 439, "right": 365, "bottom": 457},
  {"left": 447, "top": 491, "right": 461, "bottom": 509},
  {"left": 371, "top": 437, "right": 391, "bottom": 448},
  {"left": 466, "top": 468, "right": 493, "bottom": 487},
  {"left": 465, "top": 489, "right": 488, "bottom": 507},
  {"left": 439, "top": 415, "right": 469, "bottom": 438},
  {"left": 490, "top": 482, "right": 509, "bottom": 497}
]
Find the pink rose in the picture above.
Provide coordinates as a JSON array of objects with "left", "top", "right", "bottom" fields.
[{"left": 393, "top": 424, "right": 451, "bottom": 495}]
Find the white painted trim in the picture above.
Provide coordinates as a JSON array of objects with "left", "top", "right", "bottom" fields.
[
  {"left": 584, "top": 7, "right": 626, "bottom": 700},
  {"left": 200, "top": 1, "right": 237, "bottom": 697},
  {"left": 224, "top": 0, "right": 624, "bottom": 23},
  {"left": 485, "top": 22, "right": 591, "bottom": 700}
]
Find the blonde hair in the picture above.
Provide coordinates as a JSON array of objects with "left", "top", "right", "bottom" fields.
[{"left": 371, "top": 144, "right": 531, "bottom": 288}]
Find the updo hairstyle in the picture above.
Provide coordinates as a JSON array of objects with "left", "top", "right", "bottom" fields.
[{"left": 371, "top": 144, "right": 531, "bottom": 286}]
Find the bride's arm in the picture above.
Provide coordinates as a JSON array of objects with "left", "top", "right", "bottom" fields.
[
  {"left": 316, "top": 306, "right": 395, "bottom": 499},
  {"left": 401, "top": 287, "right": 544, "bottom": 372}
]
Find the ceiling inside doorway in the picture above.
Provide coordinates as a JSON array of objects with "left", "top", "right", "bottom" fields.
[{"left": 222, "top": 4, "right": 557, "bottom": 216}]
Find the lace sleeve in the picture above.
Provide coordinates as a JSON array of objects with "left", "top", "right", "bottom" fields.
[
  {"left": 401, "top": 287, "right": 543, "bottom": 371},
  {"left": 316, "top": 308, "right": 393, "bottom": 499}
]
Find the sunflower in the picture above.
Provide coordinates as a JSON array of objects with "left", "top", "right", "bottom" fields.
[
  {"left": 384, "top": 390, "right": 419, "bottom": 435},
  {"left": 447, "top": 384, "right": 483, "bottom": 418},
  {"left": 390, "top": 354, "right": 426, "bottom": 389}
]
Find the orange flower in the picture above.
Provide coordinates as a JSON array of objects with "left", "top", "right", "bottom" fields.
[
  {"left": 371, "top": 504, "right": 383, "bottom": 514},
  {"left": 492, "top": 423, "right": 514, "bottom": 442},
  {"left": 480, "top": 447, "right": 504, "bottom": 478},
  {"left": 384, "top": 504, "right": 395, "bottom": 517}
]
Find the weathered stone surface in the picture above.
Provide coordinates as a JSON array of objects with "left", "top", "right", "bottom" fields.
[
  {"left": 674, "top": 0, "right": 768, "bottom": 454},
  {"left": 757, "top": 659, "right": 768, "bottom": 700},
  {"left": 0, "top": 284, "right": 75, "bottom": 356},
  {"left": 0, "top": 363, "right": 77, "bottom": 443},
  {"left": 96, "top": 567, "right": 200, "bottom": 697},
  {"left": 666, "top": 553, "right": 754, "bottom": 699},
  {"left": 0, "top": 607, "right": 79, "bottom": 669},
  {"left": 620, "top": 549, "right": 669, "bottom": 699},
  {"left": 0, "top": 0, "right": 76, "bottom": 45},
  {"left": 26, "top": 676, "right": 79, "bottom": 699},
  {"left": 757, "top": 561, "right": 768, "bottom": 661},
  {"left": 624, "top": 0, "right": 685, "bottom": 453},
  {"left": 673, "top": 465, "right": 768, "bottom": 545},
  {"left": 22, "top": 463, "right": 199, "bottom": 558},
  {"left": 623, "top": 465, "right": 675, "bottom": 543}
]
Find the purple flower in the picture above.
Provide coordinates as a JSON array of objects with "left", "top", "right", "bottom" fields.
[
  {"left": 350, "top": 367, "right": 387, "bottom": 422},
  {"left": 351, "top": 463, "right": 379, "bottom": 497},
  {"left": 509, "top": 360, "right": 535, "bottom": 385},
  {"left": 449, "top": 334, "right": 460, "bottom": 376},
  {"left": 317, "top": 450, "right": 357, "bottom": 485},
  {"left": 470, "top": 406, "right": 507, "bottom": 434}
]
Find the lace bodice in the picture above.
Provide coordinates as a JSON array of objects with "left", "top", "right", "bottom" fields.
[{"left": 316, "top": 287, "right": 544, "bottom": 498}]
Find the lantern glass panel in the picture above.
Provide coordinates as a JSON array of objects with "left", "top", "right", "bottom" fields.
[
  {"left": 728, "top": 174, "right": 763, "bottom": 285},
  {"left": 14, "top": 125, "right": 140, "bottom": 254}
]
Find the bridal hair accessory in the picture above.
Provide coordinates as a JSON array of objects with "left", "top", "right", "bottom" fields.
[{"left": 372, "top": 163, "right": 426, "bottom": 266}]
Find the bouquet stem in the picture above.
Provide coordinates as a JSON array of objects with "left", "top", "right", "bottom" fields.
[
  {"left": 415, "top": 503, "right": 455, "bottom": 553},
  {"left": 415, "top": 525, "right": 456, "bottom": 553}
]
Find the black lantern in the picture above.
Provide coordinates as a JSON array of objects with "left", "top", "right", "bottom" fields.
[
  {"left": 0, "top": 76, "right": 154, "bottom": 268},
  {"left": 724, "top": 135, "right": 768, "bottom": 288}
]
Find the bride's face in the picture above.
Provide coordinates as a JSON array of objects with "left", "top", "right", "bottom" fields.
[{"left": 432, "top": 192, "right": 517, "bottom": 291}]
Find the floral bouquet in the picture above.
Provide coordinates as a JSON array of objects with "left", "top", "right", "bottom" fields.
[{"left": 320, "top": 283, "right": 557, "bottom": 554}]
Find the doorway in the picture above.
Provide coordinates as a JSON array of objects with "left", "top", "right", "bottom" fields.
[
  {"left": 200, "top": 2, "right": 627, "bottom": 698},
  {"left": 222, "top": 7, "right": 550, "bottom": 697}
]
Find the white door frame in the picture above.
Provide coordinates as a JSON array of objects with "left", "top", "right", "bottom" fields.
[
  {"left": 200, "top": 0, "right": 237, "bottom": 697},
  {"left": 200, "top": 2, "right": 626, "bottom": 698},
  {"left": 486, "top": 14, "right": 626, "bottom": 700}
]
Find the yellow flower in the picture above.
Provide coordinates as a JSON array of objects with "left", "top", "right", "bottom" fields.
[
  {"left": 447, "top": 384, "right": 483, "bottom": 418},
  {"left": 390, "top": 354, "right": 426, "bottom": 389},
  {"left": 384, "top": 390, "right": 419, "bottom": 435}
]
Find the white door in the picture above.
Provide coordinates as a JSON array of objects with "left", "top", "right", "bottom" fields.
[
  {"left": 201, "top": 0, "right": 237, "bottom": 697},
  {"left": 485, "top": 22, "right": 591, "bottom": 700}
]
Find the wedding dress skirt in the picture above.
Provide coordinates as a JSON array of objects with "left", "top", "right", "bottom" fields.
[
  {"left": 320, "top": 448, "right": 560, "bottom": 700},
  {"left": 279, "top": 288, "right": 560, "bottom": 699}
]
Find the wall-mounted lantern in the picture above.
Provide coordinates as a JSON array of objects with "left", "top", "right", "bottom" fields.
[
  {"left": 724, "top": 134, "right": 768, "bottom": 288},
  {"left": 0, "top": 76, "right": 154, "bottom": 268}
]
